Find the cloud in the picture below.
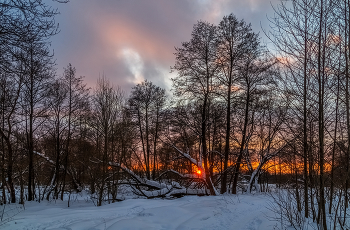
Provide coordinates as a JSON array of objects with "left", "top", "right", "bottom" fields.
[
  {"left": 50, "top": 0, "right": 280, "bottom": 94},
  {"left": 119, "top": 48, "right": 144, "bottom": 85}
]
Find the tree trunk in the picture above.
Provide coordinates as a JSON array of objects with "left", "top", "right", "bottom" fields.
[
  {"left": 303, "top": 7, "right": 309, "bottom": 218},
  {"left": 152, "top": 108, "right": 159, "bottom": 180},
  {"left": 317, "top": 1, "right": 327, "bottom": 228},
  {"left": 54, "top": 120, "right": 60, "bottom": 199},
  {"left": 28, "top": 70, "right": 35, "bottom": 201},
  {"left": 221, "top": 80, "right": 232, "bottom": 194},
  {"left": 145, "top": 107, "right": 151, "bottom": 180},
  {"left": 137, "top": 109, "right": 148, "bottom": 179},
  {"left": 232, "top": 89, "right": 250, "bottom": 194}
]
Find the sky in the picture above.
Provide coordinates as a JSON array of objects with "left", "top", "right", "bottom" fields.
[{"left": 50, "top": 0, "right": 280, "bottom": 94}]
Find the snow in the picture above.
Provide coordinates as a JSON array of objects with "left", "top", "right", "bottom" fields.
[{"left": 1, "top": 193, "right": 279, "bottom": 230}]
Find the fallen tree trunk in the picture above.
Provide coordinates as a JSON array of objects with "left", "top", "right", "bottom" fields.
[{"left": 107, "top": 162, "right": 208, "bottom": 198}]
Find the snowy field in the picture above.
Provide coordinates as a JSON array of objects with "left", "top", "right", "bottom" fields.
[{"left": 1, "top": 193, "right": 280, "bottom": 230}]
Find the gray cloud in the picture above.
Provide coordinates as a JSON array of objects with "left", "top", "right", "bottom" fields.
[{"left": 50, "top": 0, "right": 280, "bottom": 94}]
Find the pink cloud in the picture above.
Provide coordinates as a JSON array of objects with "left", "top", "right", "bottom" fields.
[{"left": 51, "top": 0, "right": 279, "bottom": 93}]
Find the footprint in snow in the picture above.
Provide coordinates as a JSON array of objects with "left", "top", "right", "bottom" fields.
[
  {"left": 200, "top": 216, "right": 210, "bottom": 221},
  {"left": 137, "top": 212, "right": 153, "bottom": 217}
]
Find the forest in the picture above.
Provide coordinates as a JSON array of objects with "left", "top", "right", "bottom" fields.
[{"left": 1, "top": 0, "right": 350, "bottom": 229}]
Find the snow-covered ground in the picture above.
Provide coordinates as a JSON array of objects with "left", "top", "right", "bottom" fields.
[{"left": 1, "top": 193, "right": 280, "bottom": 230}]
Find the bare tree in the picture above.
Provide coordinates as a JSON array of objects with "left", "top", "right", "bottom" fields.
[
  {"left": 172, "top": 21, "right": 219, "bottom": 195},
  {"left": 128, "top": 80, "right": 166, "bottom": 180},
  {"left": 0, "top": 0, "right": 65, "bottom": 202},
  {"left": 60, "top": 64, "right": 89, "bottom": 200},
  {"left": 216, "top": 14, "right": 266, "bottom": 194},
  {"left": 46, "top": 78, "right": 68, "bottom": 199},
  {"left": 91, "top": 77, "right": 123, "bottom": 206},
  {"left": 0, "top": 70, "right": 23, "bottom": 203}
]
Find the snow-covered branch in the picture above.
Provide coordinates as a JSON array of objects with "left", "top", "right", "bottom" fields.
[
  {"left": 107, "top": 162, "right": 208, "bottom": 198},
  {"left": 247, "top": 145, "right": 288, "bottom": 193}
]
